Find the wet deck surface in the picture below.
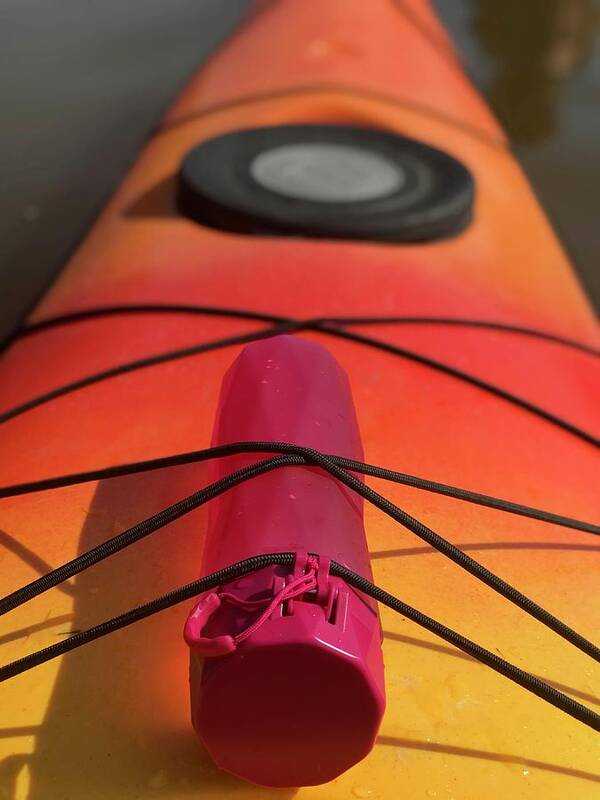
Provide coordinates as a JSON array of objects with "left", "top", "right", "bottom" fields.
[{"left": 1, "top": 0, "right": 598, "bottom": 344}]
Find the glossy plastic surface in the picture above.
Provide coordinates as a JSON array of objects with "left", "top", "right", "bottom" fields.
[{"left": 185, "top": 336, "right": 385, "bottom": 786}]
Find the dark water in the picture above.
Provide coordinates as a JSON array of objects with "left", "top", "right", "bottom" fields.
[
  {"left": 0, "top": 0, "right": 598, "bottom": 344},
  {"left": 437, "top": 0, "right": 600, "bottom": 306}
]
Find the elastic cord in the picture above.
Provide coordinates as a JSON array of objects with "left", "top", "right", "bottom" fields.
[{"left": 0, "top": 551, "right": 598, "bottom": 733}]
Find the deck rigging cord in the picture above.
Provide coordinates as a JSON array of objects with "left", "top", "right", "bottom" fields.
[
  {"left": 1, "top": 447, "right": 599, "bottom": 661},
  {"left": 0, "top": 308, "right": 598, "bottom": 740},
  {"left": 13, "top": 303, "right": 600, "bottom": 356},
  {"left": 1, "top": 546, "right": 599, "bottom": 733},
  {"left": 1, "top": 305, "right": 598, "bottom": 446},
  {"left": 0, "top": 440, "right": 597, "bottom": 535}
]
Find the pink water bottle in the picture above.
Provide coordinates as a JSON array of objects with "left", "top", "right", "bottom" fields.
[{"left": 184, "top": 336, "right": 385, "bottom": 787}]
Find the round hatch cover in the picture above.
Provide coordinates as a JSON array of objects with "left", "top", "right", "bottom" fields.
[
  {"left": 249, "top": 142, "right": 405, "bottom": 203},
  {"left": 177, "top": 124, "right": 474, "bottom": 243}
]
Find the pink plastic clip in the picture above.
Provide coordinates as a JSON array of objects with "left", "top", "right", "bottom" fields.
[
  {"left": 183, "top": 592, "right": 236, "bottom": 656},
  {"left": 184, "top": 553, "right": 318, "bottom": 656}
]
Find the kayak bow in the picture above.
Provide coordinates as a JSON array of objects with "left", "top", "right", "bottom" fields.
[{"left": 0, "top": 1, "right": 598, "bottom": 798}]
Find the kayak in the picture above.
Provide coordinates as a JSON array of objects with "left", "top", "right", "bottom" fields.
[{"left": 1, "top": 0, "right": 598, "bottom": 797}]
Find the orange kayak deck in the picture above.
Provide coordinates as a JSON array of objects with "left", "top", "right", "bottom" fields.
[{"left": 0, "top": 1, "right": 598, "bottom": 798}]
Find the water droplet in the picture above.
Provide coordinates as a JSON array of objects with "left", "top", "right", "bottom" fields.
[
  {"left": 306, "top": 39, "right": 331, "bottom": 59},
  {"left": 289, "top": 493, "right": 297, "bottom": 500},
  {"left": 148, "top": 769, "right": 169, "bottom": 790},
  {"left": 352, "top": 787, "right": 374, "bottom": 799},
  {"left": 426, "top": 791, "right": 438, "bottom": 798},
  {"left": 522, "top": 769, "right": 530, "bottom": 777}
]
